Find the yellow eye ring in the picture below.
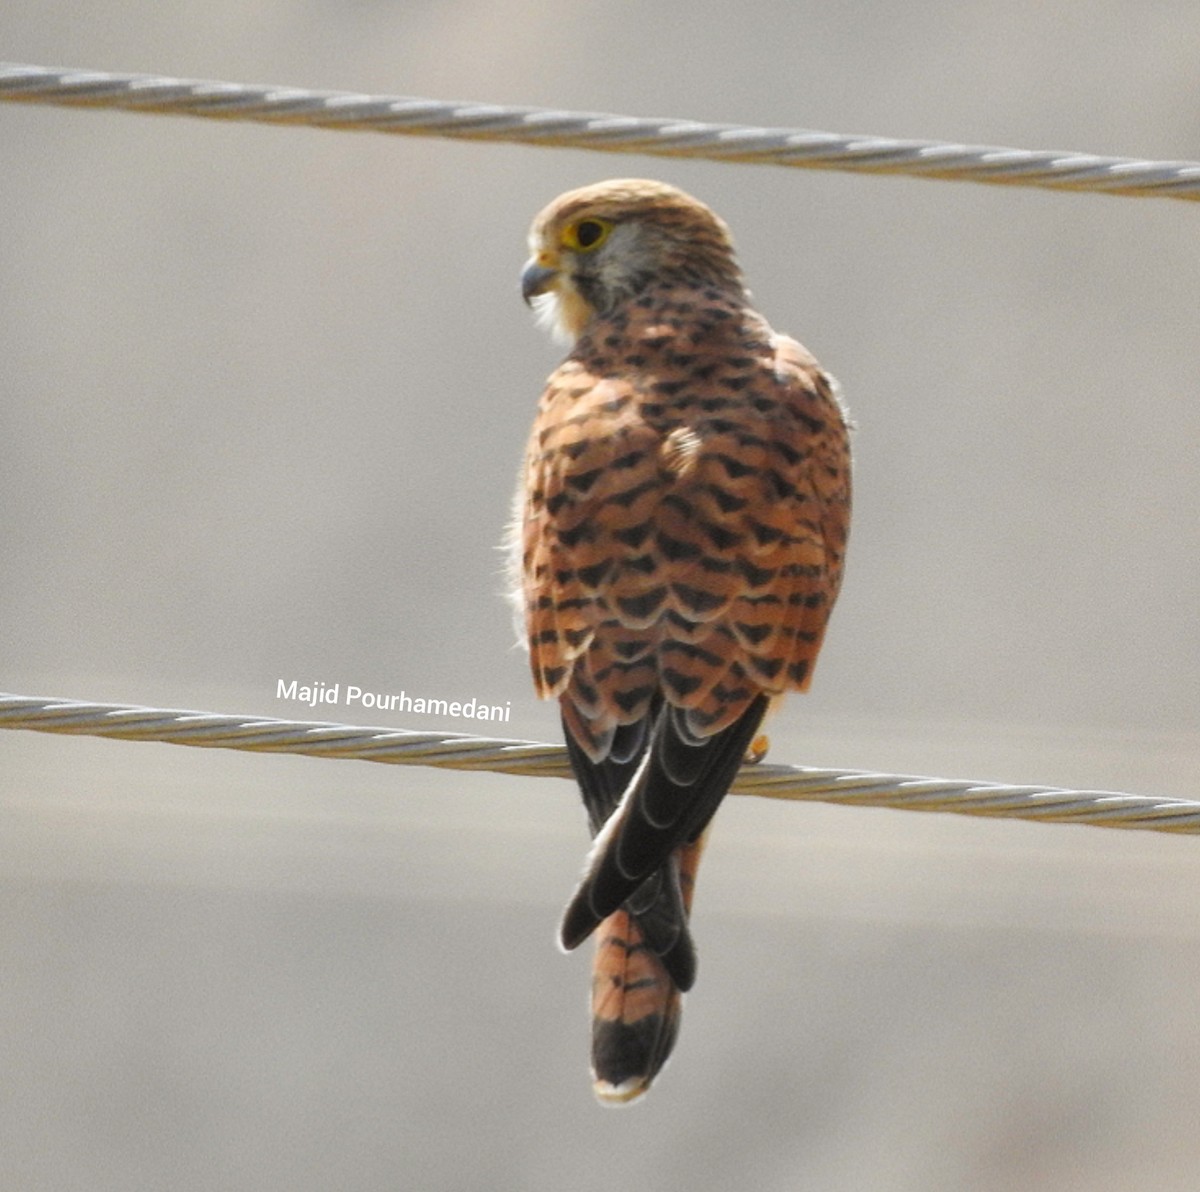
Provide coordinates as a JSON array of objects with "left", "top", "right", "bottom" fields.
[{"left": 562, "top": 217, "right": 612, "bottom": 253}]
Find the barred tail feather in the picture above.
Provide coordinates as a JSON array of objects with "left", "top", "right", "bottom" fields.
[
  {"left": 590, "top": 907, "right": 683, "bottom": 1104},
  {"left": 588, "top": 838, "right": 705, "bottom": 1104}
]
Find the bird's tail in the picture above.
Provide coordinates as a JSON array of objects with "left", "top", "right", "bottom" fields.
[{"left": 588, "top": 838, "right": 703, "bottom": 1104}]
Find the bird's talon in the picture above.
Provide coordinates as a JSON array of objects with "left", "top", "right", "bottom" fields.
[{"left": 745, "top": 734, "right": 770, "bottom": 765}]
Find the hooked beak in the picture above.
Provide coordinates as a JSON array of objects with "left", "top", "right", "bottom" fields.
[{"left": 521, "top": 256, "right": 559, "bottom": 306}]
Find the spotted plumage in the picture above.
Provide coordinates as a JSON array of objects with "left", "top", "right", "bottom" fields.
[{"left": 511, "top": 179, "right": 851, "bottom": 1103}]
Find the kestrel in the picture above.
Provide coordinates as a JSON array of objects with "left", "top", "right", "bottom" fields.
[{"left": 511, "top": 179, "right": 851, "bottom": 1103}]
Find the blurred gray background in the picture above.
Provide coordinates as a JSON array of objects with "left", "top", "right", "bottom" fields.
[{"left": 2, "top": 3, "right": 1199, "bottom": 1189}]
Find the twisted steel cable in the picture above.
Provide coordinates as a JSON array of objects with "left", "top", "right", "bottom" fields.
[
  {"left": 3, "top": 63, "right": 1200, "bottom": 202},
  {"left": 3, "top": 692, "right": 1198, "bottom": 834}
]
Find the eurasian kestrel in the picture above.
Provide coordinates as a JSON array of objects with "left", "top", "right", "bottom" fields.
[{"left": 511, "top": 179, "right": 851, "bottom": 1103}]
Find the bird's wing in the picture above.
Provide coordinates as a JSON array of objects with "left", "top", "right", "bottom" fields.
[{"left": 525, "top": 327, "right": 851, "bottom": 946}]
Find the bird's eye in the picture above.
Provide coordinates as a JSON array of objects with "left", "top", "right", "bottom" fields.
[{"left": 564, "top": 218, "right": 611, "bottom": 252}]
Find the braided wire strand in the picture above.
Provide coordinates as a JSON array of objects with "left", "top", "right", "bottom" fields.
[
  {"left": 3, "top": 63, "right": 1200, "bottom": 202},
  {"left": 3, "top": 693, "right": 1198, "bottom": 834}
]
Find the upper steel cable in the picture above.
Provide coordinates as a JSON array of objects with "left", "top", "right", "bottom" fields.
[{"left": 2, "top": 63, "right": 1200, "bottom": 203}]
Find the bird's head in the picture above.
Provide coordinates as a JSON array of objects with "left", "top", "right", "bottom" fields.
[{"left": 521, "top": 178, "right": 744, "bottom": 343}]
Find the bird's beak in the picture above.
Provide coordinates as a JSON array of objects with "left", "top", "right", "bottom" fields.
[{"left": 521, "top": 255, "right": 559, "bottom": 306}]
